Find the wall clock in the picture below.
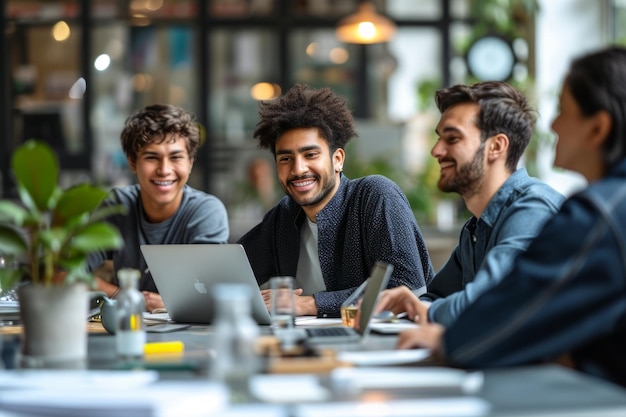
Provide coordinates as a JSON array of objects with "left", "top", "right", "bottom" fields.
[{"left": 466, "top": 35, "right": 516, "bottom": 81}]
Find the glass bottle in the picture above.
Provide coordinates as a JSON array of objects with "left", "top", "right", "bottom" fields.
[
  {"left": 115, "top": 268, "right": 146, "bottom": 360},
  {"left": 210, "top": 283, "right": 260, "bottom": 403}
]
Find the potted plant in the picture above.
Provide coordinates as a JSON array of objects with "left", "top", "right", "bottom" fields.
[{"left": 0, "top": 139, "right": 125, "bottom": 367}]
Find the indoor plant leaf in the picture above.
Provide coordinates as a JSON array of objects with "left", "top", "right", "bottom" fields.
[
  {"left": 11, "top": 140, "right": 59, "bottom": 212},
  {"left": 0, "top": 200, "right": 28, "bottom": 225},
  {"left": 0, "top": 225, "right": 29, "bottom": 255},
  {"left": 68, "top": 222, "right": 125, "bottom": 253},
  {"left": 54, "top": 184, "right": 108, "bottom": 225}
]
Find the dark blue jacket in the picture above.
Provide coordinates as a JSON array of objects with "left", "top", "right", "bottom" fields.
[
  {"left": 238, "top": 175, "right": 434, "bottom": 317},
  {"left": 443, "top": 159, "right": 626, "bottom": 387}
]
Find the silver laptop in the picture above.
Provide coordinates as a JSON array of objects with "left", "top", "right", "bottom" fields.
[
  {"left": 300, "top": 261, "right": 393, "bottom": 345},
  {"left": 140, "top": 244, "right": 271, "bottom": 325}
]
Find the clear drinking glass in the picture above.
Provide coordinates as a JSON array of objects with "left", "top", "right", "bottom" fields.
[
  {"left": 269, "top": 276, "right": 296, "bottom": 330},
  {"left": 210, "top": 283, "right": 260, "bottom": 402},
  {"left": 0, "top": 254, "right": 20, "bottom": 302},
  {"left": 341, "top": 279, "right": 368, "bottom": 327},
  {"left": 115, "top": 268, "right": 146, "bottom": 360}
]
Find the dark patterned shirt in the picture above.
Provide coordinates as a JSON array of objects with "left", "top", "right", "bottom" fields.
[{"left": 238, "top": 174, "right": 434, "bottom": 317}]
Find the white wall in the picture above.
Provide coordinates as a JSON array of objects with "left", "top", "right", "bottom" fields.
[{"left": 535, "top": 0, "right": 611, "bottom": 195}]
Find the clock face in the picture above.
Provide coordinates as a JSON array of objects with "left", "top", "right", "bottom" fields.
[{"left": 466, "top": 35, "right": 516, "bottom": 81}]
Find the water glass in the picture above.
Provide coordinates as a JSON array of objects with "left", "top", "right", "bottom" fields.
[{"left": 269, "top": 276, "right": 296, "bottom": 330}]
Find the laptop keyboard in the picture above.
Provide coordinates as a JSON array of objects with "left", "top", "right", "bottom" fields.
[{"left": 305, "top": 327, "right": 355, "bottom": 337}]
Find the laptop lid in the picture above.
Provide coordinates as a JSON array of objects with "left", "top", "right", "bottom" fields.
[
  {"left": 304, "top": 261, "right": 394, "bottom": 345},
  {"left": 140, "top": 244, "right": 271, "bottom": 325}
]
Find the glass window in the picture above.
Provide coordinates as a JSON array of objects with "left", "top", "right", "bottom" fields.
[
  {"left": 292, "top": 0, "right": 356, "bottom": 17},
  {"left": 9, "top": 19, "right": 85, "bottom": 176},
  {"left": 92, "top": 0, "right": 119, "bottom": 19},
  {"left": 450, "top": 0, "right": 470, "bottom": 19},
  {"left": 386, "top": 28, "right": 442, "bottom": 121},
  {"left": 387, "top": 0, "right": 441, "bottom": 19},
  {"left": 614, "top": 0, "right": 626, "bottom": 43},
  {"left": 129, "top": 26, "right": 197, "bottom": 112},
  {"left": 7, "top": 0, "right": 79, "bottom": 22},
  {"left": 129, "top": 0, "right": 197, "bottom": 20},
  {"left": 210, "top": 0, "right": 277, "bottom": 17},
  {"left": 209, "top": 29, "right": 278, "bottom": 145},
  {"left": 91, "top": 24, "right": 133, "bottom": 186},
  {"left": 290, "top": 29, "right": 360, "bottom": 109}
]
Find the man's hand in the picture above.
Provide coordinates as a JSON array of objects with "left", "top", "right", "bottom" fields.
[
  {"left": 376, "top": 285, "right": 431, "bottom": 323},
  {"left": 261, "top": 288, "right": 317, "bottom": 316},
  {"left": 95, "top": 276, "right": 119, "bottom": 298},
  {"left": 142, "top": 291, "right": 165, "bottom": 312},
  {"left": 396, "top": 322, "right": 445, "bottom": 351}
]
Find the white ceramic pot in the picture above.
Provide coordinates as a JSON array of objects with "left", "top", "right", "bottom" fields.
[{"left": 18, "top": 283, "right": 88, "bottom": 368}]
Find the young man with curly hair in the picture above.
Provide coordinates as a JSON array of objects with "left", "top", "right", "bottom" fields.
[
  {"left": 88, "top": 104, "right": 229, "bottom": 312},
  {"left": 238, "top": 84, "right": 434, "bottom": 318}
]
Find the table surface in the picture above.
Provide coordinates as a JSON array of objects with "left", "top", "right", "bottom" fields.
[{"left": 2, "top": 320, "right": 626, "bottom": 417}]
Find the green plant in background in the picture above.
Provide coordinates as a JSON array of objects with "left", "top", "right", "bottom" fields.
[
  {"left": 343, "top": 139, "right": 457, "bottom": 225},
  {"left": 466, "top": 0, "right": 540, "bottom": 46},
  {"left": 0, "top": 140, "right": 125, "bottom": 293}
]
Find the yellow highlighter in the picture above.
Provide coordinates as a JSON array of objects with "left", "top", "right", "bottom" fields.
[{"left": 144, "top": 341, "right": 185, "bottom": 356}]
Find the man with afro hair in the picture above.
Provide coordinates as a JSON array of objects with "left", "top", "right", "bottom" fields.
[{"left": 238, "top": 84, "right": 433, "bottom": 318}]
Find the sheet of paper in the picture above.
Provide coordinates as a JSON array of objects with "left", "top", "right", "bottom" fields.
[
  {"left": 143, "top": 312, "right": 172, "bottom": 324},
  {"left": 0, "top": 378, "right": 228, "bottom": 417},
  {"left": 368, "top": 321, "right": 420, "bottom": 334},
  {"left": 330, "top": 367, "right": 484, "bottom": 394},
  {"left": 0, "top": 369, "right": 159, "bottom": 390},
  {"left": 294, "top": 397, "right": 490, "bottom": 417},
  {"left": 295, "top": 317, "right": 343, "bottom": 326},
  {"left": 336, "top": 348, "right": 431, "bottom": 366},
  {"left": 249, "top": 374, "right": 331, "bottom": 403}
]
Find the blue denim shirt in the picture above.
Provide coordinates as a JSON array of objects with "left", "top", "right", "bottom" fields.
[
  {"left": 423, "top": 168, "right": 564, "bottom": 326},
  {"left": 238, "top": 174, "right": 434, "bottom": 317},
  {"left": 443, "top": 159, "right": 626, "bottom": 387}
]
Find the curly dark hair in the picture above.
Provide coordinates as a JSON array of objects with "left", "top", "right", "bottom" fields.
[
  {"left": 120, "top": 104, "right": 201, "bottom": 163},
  {"left": 435, "top": 81, "right": 536, "bottom": 172},
  {"left": 253, "top": 84, "right": 358, "bottom": 154}
]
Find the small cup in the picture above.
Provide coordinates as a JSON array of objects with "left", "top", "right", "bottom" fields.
[
  {"left": 269, "top": 276, "right": 296, "bottom": 330},
  {"left": 340, "top": 279, "right": 368, "bottom": 327}
]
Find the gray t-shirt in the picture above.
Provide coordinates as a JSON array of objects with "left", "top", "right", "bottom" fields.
[
  {"left": 87, "top": 184, "right": 229, "bottom": 292},
  {"left": 295, "top": 218, "right": 327, "bottom": 295}
]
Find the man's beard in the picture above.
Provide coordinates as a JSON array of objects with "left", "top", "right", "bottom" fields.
[
  {"left": 438, "top": 141, "right": 486, "bottom": 198},
  {"left": 282, "top": 172, "right": 337, "bottom": 208}
]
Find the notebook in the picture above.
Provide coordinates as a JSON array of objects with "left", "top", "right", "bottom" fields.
[
  {"left": 298, "top": 261, "right": 394, "bottom": 345},
  {"left": 140, "top": 244, "right": 271, "bottom": 325}
]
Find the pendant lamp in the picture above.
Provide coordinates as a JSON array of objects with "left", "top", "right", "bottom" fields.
[{"left": 335, "top": 2, "right": 397, "bottom": 44}]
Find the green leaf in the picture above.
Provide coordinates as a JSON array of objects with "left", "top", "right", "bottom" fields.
[
  {"left": 0, "top": 225, "right": 29, "bottom": 255},
  {"left": 38, "top": 228, "right": 67, "bottom": 253},
  {"left": 55, "top": 185, "right": 108, "bottom": 224},
  {"left": 89, "top": 203, "right": 128, "bottom": 223},
  {"left": 12, "top": 140, "right": 59, "bottom": 212},
  {"left": 0, "top": 201, "right": 28, "bottom": 225},
  {"left": 58, "top": 253, "right": 88, "bottom": 270},
  {"left": 0, "top": 268, "right": 22, "bottom": 295},
  {"left": 68, "top": 222, "right": 124, "bottom": 253},
  {"left": 63, "top": 266, "right": 94, "bottom": 287}
]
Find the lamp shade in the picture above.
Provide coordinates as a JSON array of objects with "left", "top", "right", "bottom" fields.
[{"left": 335, "top": 2, "right": 397, "bottom": 44}]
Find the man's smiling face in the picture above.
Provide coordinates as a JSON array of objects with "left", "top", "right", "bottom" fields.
[
  {"left": 129, "top": 134, "right": 193, "bottom": 222},
  {"left": 275, "top": 127, "right": 344, "bottom": 220}
]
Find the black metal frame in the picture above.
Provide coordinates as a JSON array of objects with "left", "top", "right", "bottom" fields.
[{"left": 0, "top": 0, "right": 456, "bottom": 196}]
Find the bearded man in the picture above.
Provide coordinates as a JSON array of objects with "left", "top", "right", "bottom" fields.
[{"left": 376, "top": 81, "right": 564, "bottom": 326}]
